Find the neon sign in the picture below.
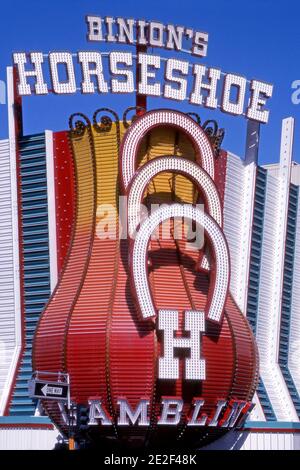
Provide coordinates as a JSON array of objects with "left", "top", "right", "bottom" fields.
[{"left": 13, "top": 16, "right": 273, "bottom": 124}]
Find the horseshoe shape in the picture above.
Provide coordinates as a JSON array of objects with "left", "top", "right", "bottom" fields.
[
  {"left": 127, "top": 156, "right": 222, "bottom": 271},
  {"left": 120, "top": 109, "right": 215, "bottom": 191},
  {"left": 127, "top": 156, "right": 222, "bottom": 235},
  {"left": 130, "top": 204, "right": 230, "bottom": 324}
]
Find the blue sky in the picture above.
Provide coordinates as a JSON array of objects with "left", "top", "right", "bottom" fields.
[{"left": 0, "top": 0, "right": 299, "bottom": 164}]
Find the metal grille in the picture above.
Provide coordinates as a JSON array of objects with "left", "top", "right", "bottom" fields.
[
  {"left": 9, "top": 134, "right": 51, "bottom": 416},
  {"left": 279, "top": 184, "right": 300, "bottom": 417},
  {"left": 246, "top": 166, "right": 276, "bottom": 421}
]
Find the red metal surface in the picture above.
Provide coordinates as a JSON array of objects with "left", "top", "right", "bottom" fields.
[
  {"left": 33, "top": 128, "right": 96, "bottom": 374},
  {"left": 214, "top": 150, "right": 228, "bottom": 207},
  {"left": 53, "top": 131, "right": 75, "bottom": 274},
  {"left": 32, "top": 127, "right": 97, "bottom": 433},
  {"left": 0, "top": 423, "right": 54, "bottom": 429},
  {"left": 33, "top": 112, "right": 258, "bottom": 447}
]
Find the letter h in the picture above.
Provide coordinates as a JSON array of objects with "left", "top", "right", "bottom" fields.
[{"left": 158, "top": 310, "right": 206, "bottom": 380}]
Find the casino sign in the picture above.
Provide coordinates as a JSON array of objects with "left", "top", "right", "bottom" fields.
[{"left": 11, "top": 15, "right": 269, "bottom": 448}]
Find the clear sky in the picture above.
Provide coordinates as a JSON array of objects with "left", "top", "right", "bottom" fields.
[{"left": 0, "top": 0, "right": 299, "bottom": 165}]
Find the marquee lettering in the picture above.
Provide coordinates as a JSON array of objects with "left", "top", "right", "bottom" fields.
[
  {"left": 77, "top": 398, "right": 252, "bottom": 428},
  {"left": 12, "top": 16, "right": 273, "bottom": 124}
]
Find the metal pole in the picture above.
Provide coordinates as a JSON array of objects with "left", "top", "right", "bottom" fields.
[
  {"left": 245, "top": 119, "right": 260, "bottom": 164},
  {"left": 69, "top": 436, "right": 76, "bottom": 451},
  {"left": 13, "top": 66, "right": 23, "bottom": 138},
  {"left": 68, "top": 403, "right": 76, "bottom": 451},
  {"left": 136, "top": 43, "right": 147, "bottom": 114}
]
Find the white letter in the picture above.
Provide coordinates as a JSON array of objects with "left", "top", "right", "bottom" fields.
[
  {"left": 49, "top": 52, "right": 76, "bottom": 94},
  {"left": 221, "top": 401, "right": 248, "bottom": 428},
  {"left": 164, "top": 59, "right": 188, "bottom": 101},
  {"left": 78, "top": 52, "right": 108, "bottom": 94},
  {"left": 116, "top": 18, "right": 135, "bottom": 44},
  {"left": 117, "top": 399, "right": 150, "bottom": 426},
  {"left": 291, "top": 80, "right": 300, "bottom": 105},
  {"left": 192, "top": 31, "right": 209, "bottom": 57},
  {"left": 208, "top": 400, "right": 227, "bottom": 426},
  {"left": 158, "top": 310, "right": 206, "bottom": 380},
  {"left": 0, "top": 81, "right": 5, "bottom": 104},
  {"left": 13, "top": 52, "right": 48, "bottom": 96},
  {"left": 136, "top": 20, "right": 148, "bottom": 45},
  {"left": 190, "top": 65, "right": 220, "bottom": 109},
  {"left": 138, "top": 53, "right": 161, "bottom": 97},
  {"left": 88, "top": 400, "right": 112, "bottom": 425},
  {"left": 105, "top": 16, "right": 116, "bottom": 42},
  {"left": 247, "top": 79, "right": 273, "bottom": 124},
  {"left": 235, "top": 403, "right": 255, "bottom": 429},
  {"left": 96, "top": 204, "right": 117, "bottom": 240},
  {"left": 86, "top": 16, "right": 103, "bottom": 41},
  {"left": 158, "top": 398, "right": 183, "bottom": 425},
  {"left": 187, "top": 399, "right": 207, "bottom": 426},
  {"left": 109, "top": 52, "right": 134, "bottom": 93},
  {"left": 149, "top": 22, "right": 164, "bottom": 48},
  {"left": 221, "top": 73, "right": 246, "bottom": 116},
  {"left": 166, "top": 25, "right": 184, "bottom": 51}
]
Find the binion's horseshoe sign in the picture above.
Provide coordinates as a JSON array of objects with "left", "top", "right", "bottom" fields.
[{"left": 12, "top": 15, "right": 264, "bottom": 448}]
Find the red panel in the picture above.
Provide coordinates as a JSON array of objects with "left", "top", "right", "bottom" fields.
[
  {"left": 53, "top": 131, "right": 75, "bottom": 275},
  {"left": 0, "top": 423, "right": 54, "bottom": 429},
  {"left": 33, "top": 128, "right": 97, "bottom": 434},
  {"left": 33, "top": 129, "right": 96, "bottom": 376},
  {"left": 108, "top": 239, "right": 156, "bottom": 442},
  {"left": 214, "top": 150, "right": 228, "bottom": 207}
]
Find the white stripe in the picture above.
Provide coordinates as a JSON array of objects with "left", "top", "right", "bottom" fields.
[
  {"left": 45, "top": 130, "right": 58, "bottom": 292},
  {"left": 0, "top": 67, "right": 22, "bottom": 415},
  {"left": 289, "top": 187, "right": 300, "bottom": 395},
  {"left": 256, "top": 118, "right": 298, "bottom": 422}
]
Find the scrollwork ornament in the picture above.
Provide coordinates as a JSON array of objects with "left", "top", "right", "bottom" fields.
[
  {"left": 186, "top": 112, "right": 201, "bottom": 126},
  {"left": 123, "top": 106, "right": 146, "bottom": 129},
  {"left": 93, "top": 108, "right": 119, "bottom": 134},
  {"left": 69, "top": 113, "right": 91, "bottom": 137}
]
